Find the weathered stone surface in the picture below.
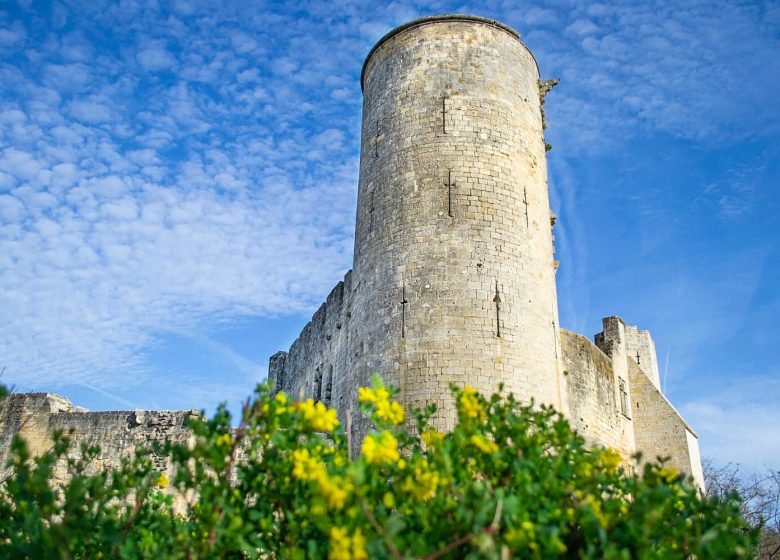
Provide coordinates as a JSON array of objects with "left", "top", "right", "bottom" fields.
[
  {"left": 561, "top": 329, "right": 635, "bottom": 463},
  {"left": 0, "top": 392, "right": 192, "bottom": 482},
  {"left": 273, "top": 14, "right": 568, "bottom": 449}
]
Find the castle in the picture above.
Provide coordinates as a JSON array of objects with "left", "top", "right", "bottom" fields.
[
  {"left": 267, "top": 15, "right": 704, "bottom": 487},
  {"left": 0, "top": 15, "right": 703, "bottom": 490}
]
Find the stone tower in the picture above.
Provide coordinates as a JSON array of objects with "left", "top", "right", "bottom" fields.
[{"left": 348, "top": 14, "right": 566, "bottom": 430}]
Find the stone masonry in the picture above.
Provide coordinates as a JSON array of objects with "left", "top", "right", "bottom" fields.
[
  {"left": 0, "top": 392, "right": 194, "bottom": 484},
  {"left": 273, "top": 14, "right": 567, "bottom": 445},
  {"left": 1, "top": 15, "right": 704, "bottom": 491}
]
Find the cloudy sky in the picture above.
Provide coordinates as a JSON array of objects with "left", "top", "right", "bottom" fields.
[{"left": 1, "top": 0, "right": 778, "bottom": 469}]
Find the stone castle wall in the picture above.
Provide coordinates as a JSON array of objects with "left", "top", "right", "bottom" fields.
[
  {"left": 269, "top": 273, "right": 354, "bottom": 414},
  {"left": 356, "top": 15, "right": 566, "bottom": 430},
  {"left": 560, "top": 329, "right": 634, "bottom": 461},
  {"left": 0, "top": 393, "right": 192, "bottom": 482},
  {"left": 629, "top": 359, "right": 705, "bottom": 488},
  {"left": 268, "top": 17, "right": 703, "bottom": 485}
]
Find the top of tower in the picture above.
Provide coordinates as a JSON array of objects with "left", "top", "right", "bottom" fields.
[{"left": 361, "top": 14, "right": 524, "bottom": 91}]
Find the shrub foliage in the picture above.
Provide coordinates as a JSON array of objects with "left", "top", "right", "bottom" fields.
[{"left": 0, "top": 379, "right": 758, "bottom": 558}]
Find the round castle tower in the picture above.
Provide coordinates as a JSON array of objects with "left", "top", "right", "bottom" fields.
[{"left": 350, "top": 15, "right": 566, "bottom": 430}]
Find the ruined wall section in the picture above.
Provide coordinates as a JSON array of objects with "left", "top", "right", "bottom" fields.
[
  {"left": 560, "top": 330, "right": 634, "bottom": 460},
  {"left": 268, "top": 271, "right": 359, "bottom": 422},
  {"left": 1, "top": 393, "right": 193, "bottom": 484},
  {"left": 628, "top": 360, "right": 704, "bottom": 490},
  {"left": 593, "top": 317, "right": 637, "bottom": 455},
  {"left": 47, "top": 409, "right": 193, "bottom": 479},
  {"left": 0, "top": 393, "right": 82, "bottom": 471}
]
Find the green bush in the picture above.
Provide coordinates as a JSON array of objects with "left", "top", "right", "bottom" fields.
[{"left": 0, "top": 379, "right": 758, "bottom": 559}]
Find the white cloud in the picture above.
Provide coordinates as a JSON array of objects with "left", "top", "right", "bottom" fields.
[
  {"left": 565, "top": 19, "right": 599, "bottom": 36},
  {"left": 136, "top": 41, "right": 177, "bottom": 71},
  {"left": 69, "top": 100, "right": 113, "bottom": 124},
  {"left": 681, "top": 376, "right": 780, "bottom": 469},
  {"left": 0, "top": 25, "right": 25, "bottom": 47},
  {"left": 0, "top": 195, "right": 25, "bottom": 221}
]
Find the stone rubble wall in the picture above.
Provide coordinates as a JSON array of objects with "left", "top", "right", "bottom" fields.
[{"left": 0, "top": 392, "right": 193, "bottom": 484}]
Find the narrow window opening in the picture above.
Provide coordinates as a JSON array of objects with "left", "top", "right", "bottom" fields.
[
  {"left": 523, "top": 187, "right": 530, "bottom": 228},
  {"left": 493, "top": 281, "right": 502, "bottom": 338},
  {"left": 443, "top": 169, "right": 456, "bottom": 217},
  {"left": 619, "top": 379, "right": 630, "bottom": 418},
  {"left": 315, "top": 365, "right": 323, "bottom": 402},
  {"left": 400, "top": 283, "right": 409, "bottom": 339},
  {"left": 325, "top": 366, "right": 333, "bottom": 406}
]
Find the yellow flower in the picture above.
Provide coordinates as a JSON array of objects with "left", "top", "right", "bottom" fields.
[
  {"left": 361, "top": 431, "right": 400, "bottom": 465},
  {"left": 273, "top": 391, "right": 288, "bottom": 415},
  {"left": 329, "top": 527, "right": 367, "bottom": 560},
  {"left": 298, "top": 399, "right": 340, "bottom": 432},
  {"left": 421, "top": 428, "right": 444, "bottom": 448},
  {"left": 402, "top": 458, "right": 440, "bottom": 500},
  {"left": 470, "top": 434, "right": 499, "bottom": 454},
  {"left": 583, "top": 495, "right": 608, "bottom": 528},
  {"left": 657, "top": 466, "right": 679, "bottom": 484},
  {"left": 375, "top": 399, "right": 405, "bottom": 425},
  {"left": 599, "top": 448, "right": 623, "bottom": 473},
  {"left": 292, "top": 448, "right": 326, "bottom": 481},
  {"left": 351, "top": 529, "right": 367, "bottom": 560},
  {"left": 383, "top": 492, "right": 395, "bottom": 509},
  {"left": 317, "top": 473, "right": 352, "bottom": 510},
  {"left": 154, "top": 472, "right": 170, "bottom": 488},
  {"left": 358, "top": 386, "right": 390, "bottom": 404},
  {"left": 458, "top": 385, "right": 485, "bottom": 421},
  {"left": 215, "top": 433, "right": 232, "bottom": 447},
  {"left": 329, "top": 527, "right": 350, "bottom": 560},
  {"left": 292, "top": 448, "right": 352, "bottom": 510},
  {"left": 506, "top": 520, "right": 537, "bottom": 547}
]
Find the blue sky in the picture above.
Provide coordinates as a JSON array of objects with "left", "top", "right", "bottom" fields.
[{"left": 1, "top": 0, "right": 778, "bottom": 470}]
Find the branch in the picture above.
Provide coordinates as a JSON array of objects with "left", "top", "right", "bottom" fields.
[
  {"left": 360, "top": 496, "right": 403, "bottom": 560},
  {"left": 209, "top": 397, "right": 250, "bottom": 547},
  {"left": 422, "top": 499, "right": 504, "bottom": 560}
]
